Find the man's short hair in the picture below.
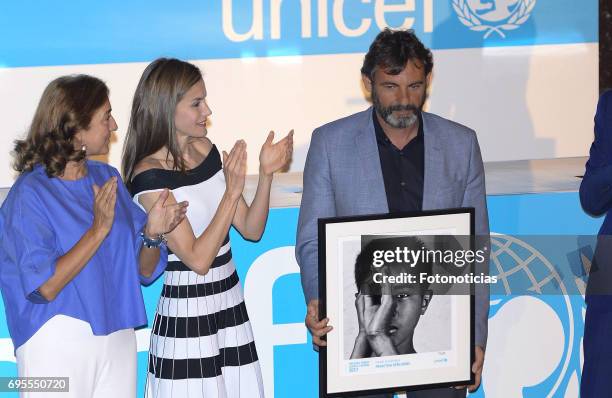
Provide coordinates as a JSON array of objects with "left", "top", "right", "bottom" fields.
[{"left": 361, "top": 28, "right": 434, "bottom": 80}]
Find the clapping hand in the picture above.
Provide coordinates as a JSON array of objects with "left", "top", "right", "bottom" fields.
[
  {"left": 145, "top": 189, "right": 189, "bottom": 237},
  {"left": 222, "top": 140, "right": 247, "bottom": 201},
  {"left": 259, "top": 130, "right": 293, "bottom": 176},
  {"left": 92, "top": 177, "right": 118, "bottom": 237}
]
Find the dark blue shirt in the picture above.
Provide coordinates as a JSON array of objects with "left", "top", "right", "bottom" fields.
[{"left": 373, "top": 109, "right": 425, "bottom": 213}]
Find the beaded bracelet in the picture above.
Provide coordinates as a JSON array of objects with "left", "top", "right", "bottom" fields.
[{"left": 140, "top": 231, "right": 167, "bottom": 248}]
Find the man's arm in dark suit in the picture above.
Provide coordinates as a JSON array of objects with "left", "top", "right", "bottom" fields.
[{"left": 580, "top": 91, "right": 612, "bottom": 216}]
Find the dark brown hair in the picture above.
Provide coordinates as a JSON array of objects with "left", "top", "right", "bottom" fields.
[
  {"left": 13, "top": 74, "right": 109, "bottom": 177},
  {"left": 361, "top": 28, "right": 433, "bottom": 80},
  {"left": 122, "top": 58, "right": 203, "bottom": 189}
]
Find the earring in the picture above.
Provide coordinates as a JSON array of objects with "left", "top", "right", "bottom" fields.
[{"left": 81, "top": 144, "right": 87, "bottom": 154}]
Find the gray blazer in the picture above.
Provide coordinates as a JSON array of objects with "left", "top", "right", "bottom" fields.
[{"left": 296, "top": 107, "right": 490, "bottom": 349}]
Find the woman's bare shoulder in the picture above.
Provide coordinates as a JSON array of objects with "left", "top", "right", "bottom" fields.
[{"left": 132, "top": 156, "right": 168, "bottom": 178}]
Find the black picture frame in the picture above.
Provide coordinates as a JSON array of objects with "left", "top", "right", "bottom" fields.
[{"left": 318, "top": 208, "right": 476, "bottom": 397}]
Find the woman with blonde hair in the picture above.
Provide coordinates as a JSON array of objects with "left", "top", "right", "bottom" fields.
[
  {"left": 0, "top": 75, "right": 187, "bottom": 398},
  {"left": 123, "top": 58, "right": 292, "bottom": 397}
]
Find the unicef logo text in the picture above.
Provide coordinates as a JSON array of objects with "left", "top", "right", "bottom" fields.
[{"left": 453, "top": 0, "right": 536, "bottom": 39}]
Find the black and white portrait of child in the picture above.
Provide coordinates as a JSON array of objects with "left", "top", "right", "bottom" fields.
[{"left": 343, "top": 236, "right": 451, "bottom": 359}]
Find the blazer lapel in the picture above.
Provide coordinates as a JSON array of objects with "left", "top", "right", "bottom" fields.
[
  {"left": 355, "top": 109, "right": 389, "bottom": 214},
  {"left": 422, "top": 112, "right": 443, "bottom": 210}
]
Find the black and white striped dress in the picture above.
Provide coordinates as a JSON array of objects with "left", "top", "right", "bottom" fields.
[{"left": 130, "top": 145, "right": 264, "bottom": 398}]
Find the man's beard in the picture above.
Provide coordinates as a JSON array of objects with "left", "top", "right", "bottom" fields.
[{"left": 372, "top": 88, "right": 424, "bottom": 129}]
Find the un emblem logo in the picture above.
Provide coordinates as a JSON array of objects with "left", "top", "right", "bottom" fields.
[
  {"left": 452, "top": 0, "right": 536, "bottom": 39},
  {"left": 486, "top": 234, "right": 583, "bottom": 396}
]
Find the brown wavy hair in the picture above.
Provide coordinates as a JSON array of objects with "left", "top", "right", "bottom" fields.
[
  {"left": 361, "top": 28, "right": 433, "bottom": 80},
  {"left": 13, "top": 75, "right": 109, "bottom": 177},
  {"left": 122, "top": 58, "right": 202, "bottom": 189}
]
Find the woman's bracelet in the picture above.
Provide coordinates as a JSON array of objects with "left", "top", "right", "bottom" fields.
[{"left": 140, "top": 231, "right": 167, "bottom": 248}]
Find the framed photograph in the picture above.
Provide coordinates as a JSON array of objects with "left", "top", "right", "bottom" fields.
[{"left": 318, "top": 208, "right": 475, "bottom": 397}]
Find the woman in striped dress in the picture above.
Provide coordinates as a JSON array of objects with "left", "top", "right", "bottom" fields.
[{"left": 122, "top": 58, "right": 293, "bottom": 398}]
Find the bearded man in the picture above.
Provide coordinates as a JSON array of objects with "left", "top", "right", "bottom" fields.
[{"left": 296, "top": 28, "right": 490, "bottom": 398}]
